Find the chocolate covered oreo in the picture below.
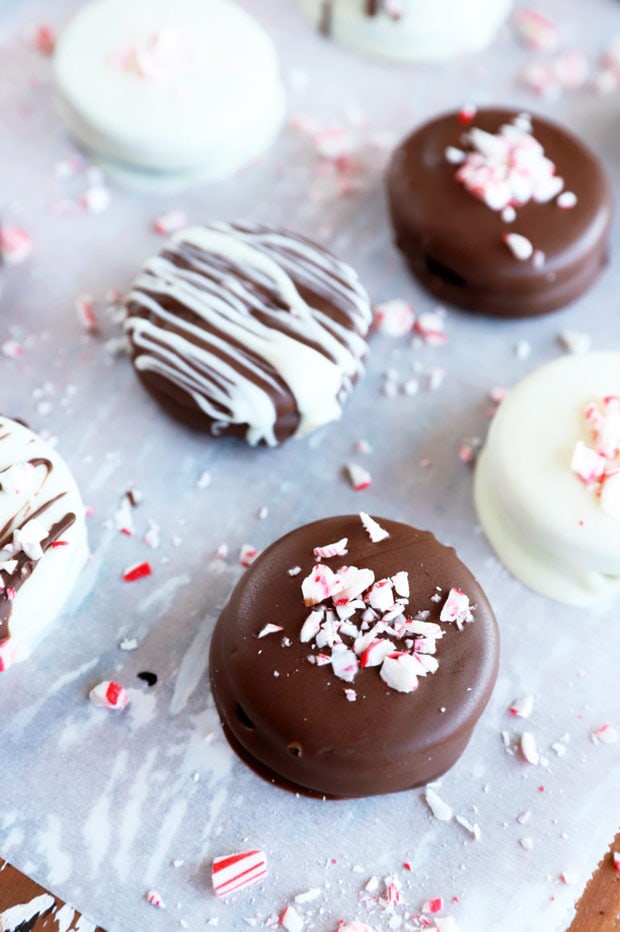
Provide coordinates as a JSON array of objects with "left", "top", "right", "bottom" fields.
[
  {"left": 386, "top": 107, "right": 612, "bottom": 316},
  {"left": 209, "top": 514, "right": 499, "bottom": 797},
  {"left": 124, "top": 223, "right": 373, "bottom": 446}
]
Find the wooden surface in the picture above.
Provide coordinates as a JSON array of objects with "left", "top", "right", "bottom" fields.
[
  {"left": 0, "top": 858, "right": 104, "bottom": 932},
  {"left": 0, "top": 836, "right": 618, "bottom": 931},
  {"left": 570, "top": 833, "right": 620, "bottom": 931}
]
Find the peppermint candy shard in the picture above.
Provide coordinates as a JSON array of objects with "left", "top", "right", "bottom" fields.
[
  {"left": 359, "top": 512, "right": 390, "bottom": 542},
  {"left": 503, "top": 233, "right": 534, "bottom": 261},
  {"left": 571, "top": 395, "right": 620, "bottom": 515},
  {"left": 211, "top": 849, "right": 267, "bottom": 897},
  {"left": 439, "top": 588, "right": 474, "bottom": 628},
  {"left": 520, "top": 731, "right": 540, "bottom": 765},
  {"left": 280, "top": 904, "right": 304, "bottom": 932},
  {"left": 302, "top": 564, "right": 344, "bottom": 606},
  {"left": 145, "top": 890, "right": 166, "bottom": 909},
  {"left": 425, "top": 787, "right": 453, "bottom": 821},
  {"left": 346, "top": 462, "right": 371, "bottom": 490},
  {"left": 122, "top": 561, "right": 152, "bottom": 582},
  {"left": 313, "top": 537, "right": 348, "bottom": 559},
  {"left": 257, "top": 623, "right": 284, "bottom": 639},
  {"left": 89, "top": 680, "right": 129, "bottom": 710},
  {"left": 379, "top": 653, "right": 419, "bottom": 693}
]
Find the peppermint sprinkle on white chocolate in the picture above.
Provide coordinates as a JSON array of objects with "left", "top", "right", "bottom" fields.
[{"left": 571, "top": 395, "right": 620, "bottom": 516}]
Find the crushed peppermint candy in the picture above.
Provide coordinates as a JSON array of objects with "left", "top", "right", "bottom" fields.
[
  {"left": 520, "top": 731, "right": 540, "bottom": 765},
  {"left": 513, "top": 8, "right": 560, "bottom": 52},
  {"left": 422, "top": 897, "right": 444, "bottom": 915},
  {"left": 34, "top": 24, "right": 56, "bottom": 55},
  {"left": 590, "top": 723, "right": 619, "bottom": 745},
  {"left": 449, "top": 112, "right": 569, "bottom": 262},
  {"left": 0, "top": 226, "right": 33, "bottom": 264},
  {"left": 503, "top": 233, "right": 534, "bottom": 261},
  {"left": 145, "top": 889, "right": 166, "bottom": 908},
  {"left": 557, "top": 330, "right": 591, "bottom": 355},
  {"left": 293, "top": 518, "right": 474, "bottom": 694},
  {"left": 509, "top": 695, "right": 535, "bottom": 718},
  {"left": 372, "top": 299, "right": 415, "bottom": 336},
  {"left": 314, "top": 538, "right": 348, "bottom": 559},
  {"left": 89, "top": 680, "right": 129, "bottom": 710},
  {"left": 425, "top": 787, "right": 453, "bottom": 822},
  {"left": 346, "top": 463, "right": 372, "bottom": 491},
  {"left": 239, "top": 544, "right": 260, "bottom": 567},
  {"left": 211, "top": 849, "right": 267, "bottom": 897},
  {"left": 414, "top": 309, "right": 447, "bottom": 346},
  {"left": 153, "top": 208, "right": 188, "bottom": 235},
  {"left": 439, "top": 587, "right": 474, "bottom": 628},
  {"left": 279, "top": 904, "right": 304, "bottom": 932},
  {"left": 359, "top": 512, "right": 390, "bottom": 543},
  {"left": 257, "top": 623, "right": 284, "bottom": 639},
  {"left": 122, "top": 561, "right": 152, "bottom": 582},
  {"left": 571, "top": 395, "right": 620, "bottom": 516},
  {"left": 453, "top": 115, "right": 565, "bottom": 213}
]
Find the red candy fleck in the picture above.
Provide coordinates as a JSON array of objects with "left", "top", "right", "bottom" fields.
[
  {"left": 122, "top": 561, "right": 152, "bottom": 582},
  {"left": 0, "top": 226, "right": 33, "bottom": 265},
  {"left": 89, "top": 680, "right": 129, "bottom": 710},
  {"left": 458, "top": 103, "right": 477, "bottom": 125},
  {"left": 34, "top": 25, "right": 56, "bottom": 55}
]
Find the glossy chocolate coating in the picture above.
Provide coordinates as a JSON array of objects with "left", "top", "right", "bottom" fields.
[
  {"left": 386, "top": 108, "right": 612, "bottom": 317},
  {"left": 209, "top": 515, "right": 499, "bottom": 797}
]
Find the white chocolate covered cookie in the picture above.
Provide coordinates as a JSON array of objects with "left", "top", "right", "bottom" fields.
[
  {"left": 298, "top": 0, "right": 512, "bottom": 63},
  {"left": 0, "top": 418, "right": 88, "bottom": 670},
  {"left": 474, "top": 352, "right": 620, "bottom": 606},
  {"left": 54, "top": 0, "right": 286, "bottom": 189}
]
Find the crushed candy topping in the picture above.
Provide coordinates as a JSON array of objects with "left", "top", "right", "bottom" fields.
[
  {"left": 89, "top": 680, "right": 129, "bottom": 710},
  {"left": 292, "top": 536, "right": 474, "bottom": 694},
  {"left": 453, "top": 114, "right": 564, "bottom": 213},
  {"left": 448, "top": 112, "right": 571, "bottom": 264},
  {"left": 571, "top": 395, "right": 620, "bottom": 516},
  {"left": 359, "top": 512, "right": 390, "bottom": 543}
]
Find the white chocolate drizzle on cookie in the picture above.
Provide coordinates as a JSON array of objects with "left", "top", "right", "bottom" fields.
[{"left": 125, "top": 223, "right": 372, "bottom": 446}]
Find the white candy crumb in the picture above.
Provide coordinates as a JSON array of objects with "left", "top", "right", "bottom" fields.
[
  {"left": 425, "top": 787, "right": 453, "bottom": 821},
  {"left": 591, "top": 723, "right": 619, "bottom": 744},
  {"left": 558, "top": 330, "right": 591, "bottom": 354},
  {"left": 455, "top": 815, "right": 482, "bottom": 840},
  {"left": 280, "top": 904, "right": 304, "bottom": 932},
  {"left": 119, "top": 638, "right": 139, "bottom": 651},
  {"left": 359, "top": 511, "right": 390, "bottom": 542},
  {"left": 346, "top": 463, "right": 372, "bottom": 490},
  {"left": 520, "top": 732, "right": 540, "bottom": 765},
  {"left": 508, "top": 695, "right": 534, "bottom": 718},
  {"left": 513, "top": 339, "right": 531, "bottom": 360},
  {"left": 294, "top": 888, "right": 321, "bottom": 904}
]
